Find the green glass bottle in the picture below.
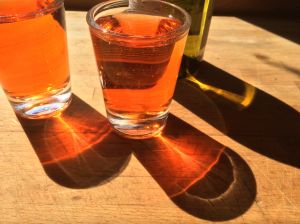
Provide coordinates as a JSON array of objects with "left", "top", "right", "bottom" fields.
[{"left": 167, "top": 0, "right": 215, "bottom": 60}]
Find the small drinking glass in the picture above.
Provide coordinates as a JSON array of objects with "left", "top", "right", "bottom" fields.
[
  {"left": 0, "top": 0, "right": 72, "bottom": 119},
  {"left": 87, "top": 0, "right": 191, "bottom": 139}
]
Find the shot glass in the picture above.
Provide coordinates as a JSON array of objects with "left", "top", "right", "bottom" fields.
[
  {"left": 0, "top": 0, "right": 72, "bottom": 119},
  {"left": 87, "top": 0, "right": 191, "bottom": 139}
]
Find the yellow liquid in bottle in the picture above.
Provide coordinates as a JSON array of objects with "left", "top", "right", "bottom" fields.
[{"left": 167, "top": 0, "right": 214, "bottom": 60}]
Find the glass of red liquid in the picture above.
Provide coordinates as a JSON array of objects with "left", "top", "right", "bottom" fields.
[
  {"left": 87, "top": 0, "right": 191, "bottom": 139},
  {"left": 0, "top": 0, "right": 72, "bottom": 119}
]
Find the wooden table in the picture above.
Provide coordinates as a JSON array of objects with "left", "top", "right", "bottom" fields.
[{"left": 1, "top": 12, "right": 299, "bottom": 224}]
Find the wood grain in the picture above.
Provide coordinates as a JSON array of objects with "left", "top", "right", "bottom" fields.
[{"left": 0, "top": 12, "right": 299, "bottom": 224}]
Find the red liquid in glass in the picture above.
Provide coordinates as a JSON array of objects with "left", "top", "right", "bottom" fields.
[
  {"left": 91, "top": 12, "right": 187, "bottom": 118},
  {"left": 0, "top": 0, "right": 70, "bottom": 98}
]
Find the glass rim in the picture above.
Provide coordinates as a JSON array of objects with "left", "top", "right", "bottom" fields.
[
  {"left": 86, "top": 0, "right": 191, "bottom": 42},
  {"left": 0, "top": 0, "right": 63, "bottom": 23}
]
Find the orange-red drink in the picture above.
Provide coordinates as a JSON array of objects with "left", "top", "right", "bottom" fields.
[
  {"left": 87, "top": 0, "right": 191, "bottom": 139},
  {"left": 0, "top": 0, "right": 71, "bottom": 119}
]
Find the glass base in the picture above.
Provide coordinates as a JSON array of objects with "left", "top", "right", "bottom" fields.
[
  {"left": 8, "top": 84, "right": 72, "bottom": 119},
  {"left": 107, "top": 111, "right": 168, "bottom": 139}
]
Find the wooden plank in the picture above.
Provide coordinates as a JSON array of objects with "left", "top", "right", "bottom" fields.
[{"left": 0, "top": 12, "right": 299, "bottom": 224}]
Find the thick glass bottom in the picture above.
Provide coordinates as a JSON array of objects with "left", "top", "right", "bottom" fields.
[
  {"left": 107, "top": 110, "right": 169, "bottom": 139},
  {"left": 8, "top": 84, "right": 72, "bottom": 119}
]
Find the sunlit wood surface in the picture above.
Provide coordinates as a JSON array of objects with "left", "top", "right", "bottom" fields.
[{"left": 0, "top": 12, "right": 299, "bottom": 224}]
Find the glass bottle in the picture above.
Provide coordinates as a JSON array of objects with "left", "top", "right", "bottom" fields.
[{"left": 167, "top": 0, "right": 215, "bottom": 60}]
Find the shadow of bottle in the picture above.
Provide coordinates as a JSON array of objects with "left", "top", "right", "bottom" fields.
[
  {"left": 175, "top": 56, "right": 300, "bottom": 168},
  {"left": 238, "top": 16, "right": 300, "bottom": 45},
  {"left": 130, "top": 114, "right": 256, "bottom": 221},
  {"left": 17, "top": 95, "right": 131, "bottom": 189}
]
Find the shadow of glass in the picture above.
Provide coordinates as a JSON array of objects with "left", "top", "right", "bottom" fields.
[
  {"left": 16, "top": 93, "right": 256, "bottom": 221},
  {"left": 17, "top": 95, "right": 131, "bottom": 189},
  {"left": 239, "top": 16, "right": 300, "bottom": 45},
  {"left": 131, "top": 114, "right": 256, "bottom": 221},
  {"left": 175, "top": 57, "right": 300, "bottom": 168},
  {"left": 173, "top": 148, "right": 256, "bottom": 221}
]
